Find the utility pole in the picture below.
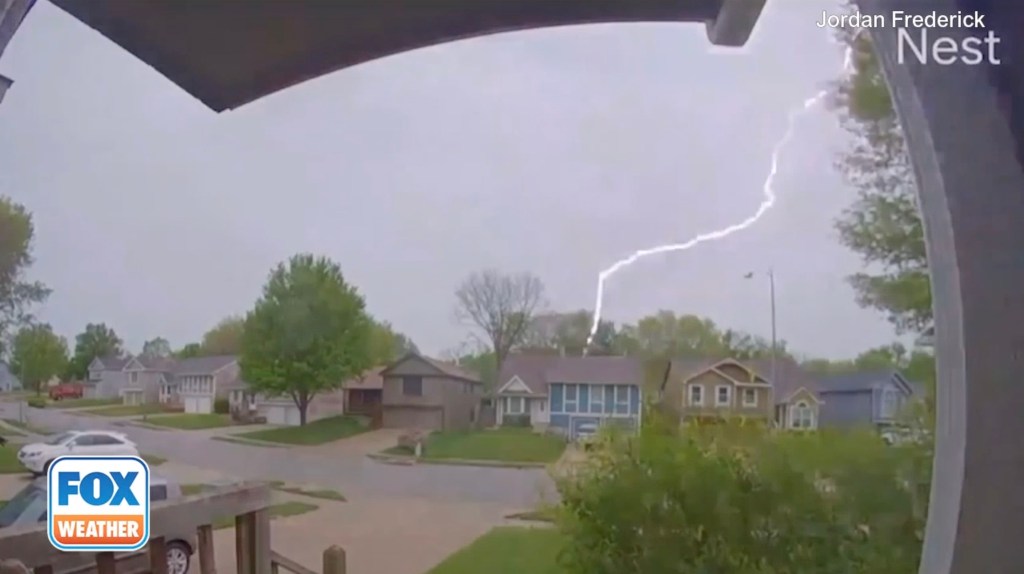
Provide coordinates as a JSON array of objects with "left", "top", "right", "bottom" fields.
[{"left": 744, "top": 269, "right": 778, "bottom": 384}]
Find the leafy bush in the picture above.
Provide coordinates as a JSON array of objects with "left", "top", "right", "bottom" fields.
[
  {"left": 502, "top": 414, "right": 531, "bottom": 428},
  {"left": 554, "top": 417, "right": 927, "bottom": 574},
  {"left": 27, "top": 397, "right": 46, "bottom": 408},
  {"left": 213, "top": 397, "right": 230, "bottom": 414}
]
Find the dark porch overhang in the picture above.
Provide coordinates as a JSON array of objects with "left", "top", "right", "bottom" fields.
[{"left": 48, "top": 0, "right": 766, "bottom": 112}]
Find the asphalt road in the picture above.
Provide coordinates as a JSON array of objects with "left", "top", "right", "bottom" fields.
[{"left": 0, "top": 403, "right": 556, "bottom": 508}]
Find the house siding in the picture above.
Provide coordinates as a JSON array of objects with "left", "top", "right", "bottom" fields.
[
  {"left": 819, "top": 390, "right": 874, "bottom": 428},
  {"left": 380, "top": 356, "right": 480, "bottom": 431},
  {"left": 669, "top": 369, "right": 773, "bottom": 420},
  {"left": 548, "top": 382, "right": 641, "bottom": 439}
]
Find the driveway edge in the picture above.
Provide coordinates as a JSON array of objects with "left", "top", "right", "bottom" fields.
[{"left": 366, "top": 452, "right": 549, "bottom": 469}]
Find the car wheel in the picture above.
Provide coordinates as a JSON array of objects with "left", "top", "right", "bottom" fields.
[
  {"left": 165, "top": 541, "right": 191, "bottom": 574},
  {"left": 42, "top": 459, "right": 55, "bottom": 474}
]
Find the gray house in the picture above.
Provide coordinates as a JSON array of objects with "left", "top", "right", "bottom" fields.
[
  {"left": 85, "top": 355, "right": 131, "bottom": 399},
  {"left": 0, "top": 361, "right": 22, "bottom": 392},
  {"left": 380, "top": 352, "right": 482, "bottom": 431},
  {"left": 121, "top": 355, "right": 178, "bottom": 405},
  {"left": 817, "top": 370, "right": 917, "bottom": 430}
]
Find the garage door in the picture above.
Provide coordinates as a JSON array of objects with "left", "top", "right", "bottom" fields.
[
  {"left": 265, "top": 405, "right": 301, "bottom": 426},
  {"left": 383, "top": 407, "right": 443, "bottom": 431},
  {"left": 184, "top": 396, "right": 199, "bottom": 413}
]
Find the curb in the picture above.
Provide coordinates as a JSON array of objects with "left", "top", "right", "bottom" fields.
[
  {"left": 366, "top": 452, "right": 549, "bottom": 469},
  {"left": 210, "top": 435, "right": 287, "bottom": 448}
]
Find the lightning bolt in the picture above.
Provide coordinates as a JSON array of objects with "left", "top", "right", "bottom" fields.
[{"left": 586, "top": 37, "right": 859, "bottom": 349}]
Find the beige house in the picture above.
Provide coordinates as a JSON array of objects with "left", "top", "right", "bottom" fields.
[
  {"left": 660, "top": 357, "right": 821, "bottom": 430},
  {"left": 380, "top": 353, "right": 482, "bottom": 432}
]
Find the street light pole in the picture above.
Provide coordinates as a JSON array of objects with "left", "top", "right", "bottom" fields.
[{"left": 744, "top": 269, "right": 778, "bottom": 384}]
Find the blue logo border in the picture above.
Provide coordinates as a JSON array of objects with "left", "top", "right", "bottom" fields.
[{"left": 46, "top": 455, "right": 151, "bottom": 552}]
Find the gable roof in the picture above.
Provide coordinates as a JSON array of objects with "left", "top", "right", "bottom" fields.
[
  {"left": 91, "top": 355, "right": 130, "bottom": 371},
  {"left": 818, "top": 370, "right": 914, "bottom": 395},
  {"left": 498, "top": 355, "right": 645, "bottom": 394},
  {"left": 342, "top": 367, "right": 386, "bottom": 390},
  {"left": 381, "top": 352, "right": 481, "bottom": 384},
  {"left": 173, "top": 355, "right": 238, "bottom": 376},
  {"left": 668, "top": 356, "right": 818, "bottom": 404}
]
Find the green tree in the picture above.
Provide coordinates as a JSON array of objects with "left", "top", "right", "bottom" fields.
[
  {"left": 141, "top": 336, "right": 172, "bottom": 359},
  {"left": 10, "top": 323, "right": 68, "bottom": 395},
  {"left": 201, "top": 316, "right": 245, "bottom": 356},
  {"left": 831, "top": 22, "right": 930, "bottom": 335},
  {"left": 174, "top": 343, "right": 203, "bottom": 359},
  {"left": 520, "top": 310, "right": 617, "bottom": 356},
  {"left": 0, "top": 197, "right": 51, "bottom": 356},
  {"left": 240, "top": 254, "right": 374, "bottom": 425},
  {"left": 66, "top": 323, "right": 123, "bottom": 379},
  {"left": 613, "top": 311, "right": 731, "bottom": 359},
  {"left": 368, "top": 320, "right": 417, "bottom": 365}
]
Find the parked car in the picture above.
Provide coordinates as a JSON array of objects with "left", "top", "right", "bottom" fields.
[
  {"left": 17, "top": 430, "right": 139, "bottom": 475},
  {"left": 48, "top": 382, "right": 83, "bottom": 401},
  {"left": 0, "top": 474, "right": 195, "bottom": 574}
]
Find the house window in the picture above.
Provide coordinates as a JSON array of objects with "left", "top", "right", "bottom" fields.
[
  {"left": 506, "top": 396, "right": 524, "bottom": 414},
  {"left": 614, "top": 385, "right": 629, "bottom": 413},
  {"left": 402, "top": 376, "right": 423, "bottom": 396},
  {"left": 590, "top": 385, "right": 604, "bottom": 412},
  {"left": 129, "top": 372, "right": 138, "bottom": 384},
  {"left": 564, "top": 384, "right": 578, "bottom": 412},
  {"left": 688, "top": 385, "right": 704, "bottom": 406},
  {"left": 742, "top": 388, "right": 758, "bottom": 407},
  {"left": 881, "top": 388, "right": 900, "bottom": 418},
  {"left": 791, "top": 401, "right": 815, "bottom": 429},
  {"left": 539, "top": 400, "right": 546, "bottom": 412},
  {"left": 715, "top": 385, "right": 732, "bottom": 406}
]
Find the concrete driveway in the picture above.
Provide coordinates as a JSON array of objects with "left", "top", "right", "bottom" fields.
[{"left": 1, "top": 405, "right": 557, "bottom": 508}]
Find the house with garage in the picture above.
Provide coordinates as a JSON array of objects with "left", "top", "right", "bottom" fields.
[
  {"left": 120, "top": 356, "right": 177, "bottom": 406},
  {"left": 85, "top": 355, "right": 131, "bottom": 399},
  {"left": 660, "top": 357, "right": 821, "bottom": 430},
  {"left": 380, "top": 352, "right": 482, "bottom": 431},
  {"left": 0, "top": 361, "right": 22, "bottom": 392},
  {"left": 817, "top": 370, "right": 919, "bottom": 431},
  {"left": 175, "top": 355, "right": 240, "bottom": 413},
  {"left": 495, "top": 354, "right": 645, "bottom": 441}
]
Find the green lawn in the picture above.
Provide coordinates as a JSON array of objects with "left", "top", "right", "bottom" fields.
[
  {"left": 84, "top": 404, "right": 168, "bottom": 417},
  {"left": 49, "top": 397, "right": 120, "bottom": 409},
  {"left": 419, "top": 429, "right": 566, "bottom": 464},
  {"left": 141, "top": 454, "right": 167, "bottom": 467},
  {"left": 267, "top": 480, "right": 346, "bottom": 501},
  {"left": 427, "top": 527, "right": 564, "bottom": 574},
  {"left": 0, "top": 445, "right": 23, "bottom": 474},
  {"left": 146, "top": 413, "right": 232, "bottom": 430},
  {"left": 234, "top": 415, "right": 367, "bottom": 445}
]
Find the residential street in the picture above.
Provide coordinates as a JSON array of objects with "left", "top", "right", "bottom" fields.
[{"left": 0, "top": 403, "right": 557, "bottom": 508}]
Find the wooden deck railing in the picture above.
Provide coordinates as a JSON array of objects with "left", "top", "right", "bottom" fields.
[{"left": 0, "top": 482, "right": 346, "bottom": 574}]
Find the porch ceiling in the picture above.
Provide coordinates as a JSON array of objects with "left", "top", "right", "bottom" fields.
[{"left": 49, "top": 0, "right": 765, "bottom": 112}]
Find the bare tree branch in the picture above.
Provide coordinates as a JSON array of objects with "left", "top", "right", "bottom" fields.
[{"left": 453, "top": 270, "right": 545, "bottom": 374}]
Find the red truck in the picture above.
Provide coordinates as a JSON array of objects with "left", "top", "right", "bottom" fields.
[{"left": 48, "top": 382, "right": 84, "bottom": 401}]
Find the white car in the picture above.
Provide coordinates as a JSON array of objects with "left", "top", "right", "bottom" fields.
[{"left": 17, "top": 430, "right": 140, "bottom": 475}]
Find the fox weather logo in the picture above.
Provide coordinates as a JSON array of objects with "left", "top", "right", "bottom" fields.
[{"left": 47, "top": 456, "right": 150, "bottom": 552}]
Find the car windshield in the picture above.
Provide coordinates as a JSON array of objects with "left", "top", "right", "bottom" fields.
[
  {"left": 0, "top": 485, "right": 44, "bottom": 528},
  {"left": 44, "top": 432, "right": 75, "bottom": 446}
]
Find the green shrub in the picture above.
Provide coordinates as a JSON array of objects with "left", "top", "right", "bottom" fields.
[
  {"left": 554, "top": 420, "right": 927, "bottom": 574},
  {"left": 213, "top": 398, "right": 230, "bottom": 414},
  {"left": 502, "top": 414, "right": 531, "bottom": 428},
  {"left": 26, "top": 397, "right": 46, "bottom": 408}
]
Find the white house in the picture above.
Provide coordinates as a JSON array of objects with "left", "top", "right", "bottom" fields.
[{"left": 174, "top": 356, "right": 240, "bottom": 414}]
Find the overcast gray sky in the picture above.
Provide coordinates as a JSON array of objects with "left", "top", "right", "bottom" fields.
[{"left": 0, "top": 1, "right": 901, "bottom": 359}]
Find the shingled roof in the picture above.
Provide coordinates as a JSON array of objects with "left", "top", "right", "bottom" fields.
[{"left": 497, "top": 355, "right": 644, "bottom": 395}]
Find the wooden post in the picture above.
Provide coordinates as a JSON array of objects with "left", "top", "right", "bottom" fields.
[
  {"left": 252, "top": 508, "right": 271, "bottom": 574},
  {"left": 95, "top": 552, "right": 116, "bottom": 574},
  {"left": 148, "top": 536, "right": 168, "bottom": 574},
  {"left": 322, "top": 546, "right": 346, "bottom": 574},
  {"left": 197, "top": 524, "right": 217, "bottom": 574},
  {"left": 234, "top": 512, "right": 254, "bottom": 574}
]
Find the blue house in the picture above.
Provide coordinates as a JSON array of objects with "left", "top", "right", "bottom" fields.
[
  {"left": 0, "top": 361, "right": 22, "bottom": 392},
  {"left": 817, "top": 370, "right": 918, "bottom": 430},
  {"left": 495, "top": 355, "right": 643, "bottom": 441}
]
